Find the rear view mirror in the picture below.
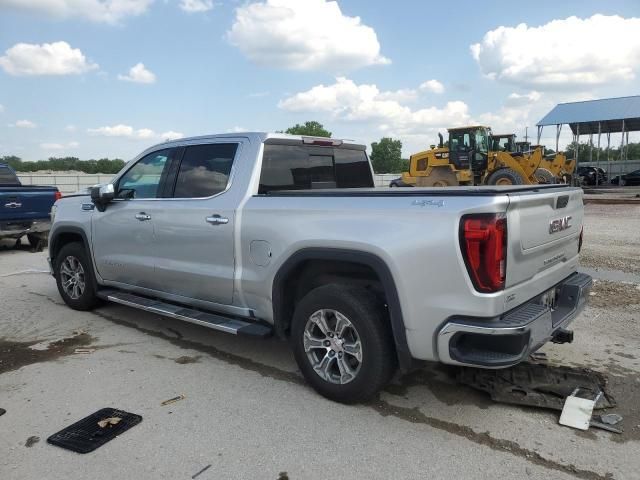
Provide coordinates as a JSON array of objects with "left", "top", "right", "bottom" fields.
[{"left": 90, "top": 183, "right": 115, "bottom": 212}]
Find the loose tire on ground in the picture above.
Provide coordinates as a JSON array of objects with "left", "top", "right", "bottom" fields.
[
  {"left": 54, "top": 242, "right": 100, "bottom": 311},
  {"left": 416, "top": 167, "right": 459, "bottom": 187},
  {"left": 486, "top": 168, "right": 525, "bottom": 186},
  {"left": 534, "top": 168, "right": 557, "bottom": 184},
  {"left": 291, "top": 284, "right": 396, "bottom": 403}
]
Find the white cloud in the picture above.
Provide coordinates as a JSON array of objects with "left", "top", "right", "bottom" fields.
[
  {"left": 0, "top": 41, "right": 98, "bottom": 76},
  {"left": 471, "top": 15, "right": 640, "bottom": 89},
  {"left": 279, "top": 77, "right": 470, "bottom": 135},
  {"left": 0, "top": 0, "right": 154, "bottom": 24},
  {"left": 505, "top": 91, "right": 542, "bottom": 107},
  {"left": 160, "top": 130, "right": 184, "bottom": 140},
  {"left": 227, "top": 0, "right": 389, "bottom": 72},
  {"left": 88, "top": 124, "right": 142, "bottom": 138},
  {"left": 40, "top": 141, "right": 79, "bottom": 150},
  {"left": 179, "top": 0, "right": 213, "bottom": 13},
  {"left": 419, "top": 79, "right": 444, "bottom": 94},
  {"left": 377, "top": 88, "right": 418, "bottom": 103},
  {"left": 0, "top": 104, "right": 4, "bottom": 113},
  {"left": 136, "top": 128, "right": 156, "bottom": 139},
  {"left": 118, "top": 62, "right": 156, "bottom": 84},
  {"left": 65, "top": 124, "right": 77, "bottom": 132},
  {"left": 88, "top": 124, "right": 183, "bottom": 141},
  {"left": 226, "top": 126, "right": 246, "bottom": 133},
  {"left": 10, "top": 119, "right": 37, "bottom": 128}
]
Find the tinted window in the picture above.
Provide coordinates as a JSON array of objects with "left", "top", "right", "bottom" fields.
[
  {"left": 173, "top": 143, "right": 238, "bottom": 198},
  {"left": 118, "top": 149, "right": 171, "bottom": 199},
  {"left": 334, "top": 149, "right": 374, "bottom": 188},
  {"left": 258, "top": 144, "right": 373, "bottom": 193},
  {"left": 0, "top": 165, "right": 20, "bottom": 185}
]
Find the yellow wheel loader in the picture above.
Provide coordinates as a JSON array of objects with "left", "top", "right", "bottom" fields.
[
  {"left": 408, "top": 126, "right": 543, "bottom": 187},
  {"left": 516, "top": 141, "right": 576, "bottom": 183}
]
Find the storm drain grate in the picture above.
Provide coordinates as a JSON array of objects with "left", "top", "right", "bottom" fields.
[{"left": 47, "top": 408, "right": 142, "bottom": 454}]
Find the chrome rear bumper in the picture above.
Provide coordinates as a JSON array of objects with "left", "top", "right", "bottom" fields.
[{"left": 437, "top": 272, "right": 592, "bottom": 368}]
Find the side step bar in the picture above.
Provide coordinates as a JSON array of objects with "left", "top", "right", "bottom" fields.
[{"left": 97, "top": 289, "right": 272, "bottom": 338}]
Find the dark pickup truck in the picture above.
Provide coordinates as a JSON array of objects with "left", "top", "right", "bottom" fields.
[{"left": 0, "top": 163, "right": 60, "bottom": 246}]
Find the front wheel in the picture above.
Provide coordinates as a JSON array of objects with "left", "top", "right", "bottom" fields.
[
  {"left": 291, "top": 284, "right": 396, "bottom": 403},
  {"left": 54, "top": 242, "right": 100, "bottom": 311},
  {"left": 486, "top": 168, "right": 525, "bottom": 185}
]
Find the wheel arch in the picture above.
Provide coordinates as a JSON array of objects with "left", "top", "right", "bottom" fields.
[
  {"left": 49, "top": 226, "right": 91, "bottom": 266},
  {"left": 272, "top": 248, "right": 413, "bottom": 371}
]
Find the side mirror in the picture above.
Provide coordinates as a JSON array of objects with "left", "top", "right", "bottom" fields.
[{"left": 90, "top": 183, "right": 115, "bottom": 212}]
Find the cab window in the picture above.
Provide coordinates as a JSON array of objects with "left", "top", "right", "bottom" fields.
[
  {"left": 117, "top": 149, "right": 171, "bottom": 199},
  {"left": 173, "top": 143, "right": 238, "bottom": 198}
]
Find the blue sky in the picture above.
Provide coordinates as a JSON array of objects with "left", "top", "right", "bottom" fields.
[{"left": 0, "top": 0, "right": 639, "bottom": 161}]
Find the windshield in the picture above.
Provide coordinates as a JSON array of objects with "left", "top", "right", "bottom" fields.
[
  {"left": 0, "top": 165, "right": 20, "bottom": 185},
  {"left": 492, "top": 136, "right": 514, "bottom": 152},
  {"left": 475, "top": 129, "right": 489, "bottom": 154}
]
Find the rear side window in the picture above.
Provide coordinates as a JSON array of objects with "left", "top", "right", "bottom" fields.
[
  {"left": 258, "top": 144, "right": 373, "bottom": 193},
  {"left": 0, "top": 165, "right": 19, "bottom": 185},
  {"left": 173, "top": 143, "right": 238, "bottom": 198}
]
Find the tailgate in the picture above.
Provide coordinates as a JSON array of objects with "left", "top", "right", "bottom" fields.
[
  {"left": 505, "top": 187, "right": 583, "bottom": 288},
  {"left": 0, "top": 189, "right": 57, "bottom": 222}
]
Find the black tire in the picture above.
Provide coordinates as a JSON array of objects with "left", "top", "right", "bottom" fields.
[
  {"left": 486, "top": 168, "right": 525, "bottom": 186},
  {"left": 54, "top": 242, "right": 100, "bottom": 311},
  {"left": 27, "top": 233, "right": 47, "bottom": 248},
  {"left": 291, "top": 284, "right": 396, "bottom": 403},
  {"left": 534, "top": 168, "right": 556, "bottom": 184}
]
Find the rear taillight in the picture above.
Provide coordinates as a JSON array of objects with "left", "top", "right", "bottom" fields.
[
  {"left": 578, "top": 226, "right": 583, "bottom": 252},
  {"left": 54, "top": 191, "right": 62, "bottom": 201},
  {"left": 460, "top": 213, "right": 507, "bottom": 293}
]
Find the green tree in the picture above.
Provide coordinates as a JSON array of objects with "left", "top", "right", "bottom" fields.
[
  {"left": 370, "top": 138, "right": 403, "bottom": 173},
  {"left": 284, "top": 121, "right": 331, "bottom": 137},
  {"left": 0, "top": 155, "right": 22, "bottom": 170},
  {"left": 1, "top": 155, "right": 126, "bottom": 173}
]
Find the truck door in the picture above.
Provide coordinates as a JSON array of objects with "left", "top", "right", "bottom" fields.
[
  {"left": 92, "top": 148, "right": 175, "bottom": 289},
  {"left": 151, "top": 142, "right": 239, "bottom": 305}
]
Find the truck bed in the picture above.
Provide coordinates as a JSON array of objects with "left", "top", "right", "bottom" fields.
[{"left": 262, "top": 184, "right": 572, "bottom": 196}]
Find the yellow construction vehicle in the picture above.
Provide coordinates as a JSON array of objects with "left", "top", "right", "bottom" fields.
[
  {"left": 408, "top": 126, "right": 544, "bottom": 187},
  {"left": 516, "top": 141, "right": 575, "bottom": 183},
  {"left": 491, "top": 134, "right": 559, "bottom": 184}
]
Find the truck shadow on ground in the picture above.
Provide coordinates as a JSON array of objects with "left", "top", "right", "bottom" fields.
[{"left": 0, "top": 238, "right": 45, "bottom": 254}]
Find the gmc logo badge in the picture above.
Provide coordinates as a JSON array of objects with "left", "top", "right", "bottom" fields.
[{"left": 549, "top": 216, "right": 572, "bottom": 234}]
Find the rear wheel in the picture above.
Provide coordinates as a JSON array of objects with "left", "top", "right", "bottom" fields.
[
  {"left": 416, "top": 167, "right": 459, "bottom": 187},
  {"left": 54, "top": 242, "right": 100, "bottom": 311},
  {"left": 486, "top": 168, "right": 525, "bottom": 186},
  {"left": 534, "top": 168, "right": 556, "bottom": 184},
  {"left": 291, "top": 284, "right": 396, "bottom": 403}
]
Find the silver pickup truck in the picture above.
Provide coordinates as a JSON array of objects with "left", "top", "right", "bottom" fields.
[{"left": 49, "top": 132, "right": 591, "bottom": 403}]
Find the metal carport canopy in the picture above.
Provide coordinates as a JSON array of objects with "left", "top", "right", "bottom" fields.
[{"left": 537, "top": 95, "right": 640, "bottom": 134}]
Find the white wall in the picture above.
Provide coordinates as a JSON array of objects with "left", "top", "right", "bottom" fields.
[
  {"left": 18, "top": 172, "right": 403, "bottom": 192},
  {"left": 17, "top": 174, "right": 115, "bottom": 194}
]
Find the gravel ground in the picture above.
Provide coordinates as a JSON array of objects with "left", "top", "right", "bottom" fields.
[
  {"left": 0, "top": 205, "right": 639, "bottom": 480},
  {"left": 580, "top": 204, "right": 640, "bottom": 275}
]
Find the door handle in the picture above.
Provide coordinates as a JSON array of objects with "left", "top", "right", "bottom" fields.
[
  {"left": 135, "top": 212, "right": 151, "bottom": 221},
  {"left": 206, "top": 214, "right": 229, "bottom": 225}
]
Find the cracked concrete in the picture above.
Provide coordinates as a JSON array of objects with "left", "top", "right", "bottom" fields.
[{"left": 0, "top": 204, "right": 638, "bottom": 480}]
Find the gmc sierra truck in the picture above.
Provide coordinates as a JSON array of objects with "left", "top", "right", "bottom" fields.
[
  {"left": 0, "top": 163, "right": 60, "bottom": 246},
  {"left": 49, "top": 132, "right": 591, "bottom": 403}
]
